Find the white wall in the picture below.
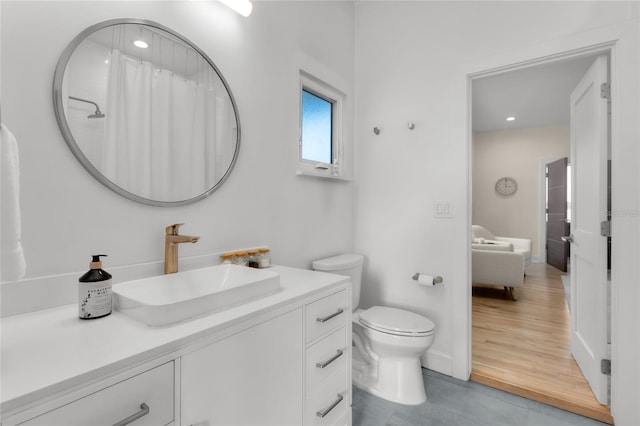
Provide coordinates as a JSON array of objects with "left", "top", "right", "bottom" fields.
[
  {"left": 354, "top": 2, "right": 638, "bottom": 423},
  {"left": 1, "top": 1, "right": 355, "bottom": 286},
  {"left": 473, "top": 126, "right": 570, "bottom": 259}
]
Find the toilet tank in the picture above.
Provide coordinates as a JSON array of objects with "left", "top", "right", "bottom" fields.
[{"left": 312, "top": 253, "right": 364, "bottom": 311}]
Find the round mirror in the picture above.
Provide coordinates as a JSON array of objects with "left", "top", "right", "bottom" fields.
[{"left": 53, "top": 19, "right": 240, "bottom": 206}]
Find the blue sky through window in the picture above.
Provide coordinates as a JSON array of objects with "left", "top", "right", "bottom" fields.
[{"left": 302, "top": 90, "right": 333, "bottom": 164}]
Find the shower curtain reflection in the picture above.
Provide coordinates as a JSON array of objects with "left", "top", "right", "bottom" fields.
[{"left": 102, "top": 48, "right": 231, "bottom": 202}]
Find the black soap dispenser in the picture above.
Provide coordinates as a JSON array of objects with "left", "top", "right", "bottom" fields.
[{"left": 78, "top": 254, "right": 112, "bottom": 320}]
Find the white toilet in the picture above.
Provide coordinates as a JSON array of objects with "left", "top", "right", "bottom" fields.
[{"left": 313, "top": 253, "right": 435, "bottom": 405}]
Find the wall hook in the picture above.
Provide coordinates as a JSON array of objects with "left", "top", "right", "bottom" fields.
[
  {"left": 407, "top": 122, "right": 415, "bottom": 130},
  {"left": 373, "top": 126, "right": 381, "bottom": 135}
]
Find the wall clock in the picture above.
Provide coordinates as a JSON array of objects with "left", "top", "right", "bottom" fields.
[{"left": 495, "top": 177, "right": 518, "bottom": 196}]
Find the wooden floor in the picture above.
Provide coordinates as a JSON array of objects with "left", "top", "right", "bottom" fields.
[{"left": 471, "top": 263, "right": 613, "bottom": 424}]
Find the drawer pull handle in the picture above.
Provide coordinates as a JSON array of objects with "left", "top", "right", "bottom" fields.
[
  {"left": 316, "top": 349, "right": 344, "bottom": 369},
  {"left": 316, "top": 308, "right": 344, "bottom": 323},
  {"left": 112, "top": 403, "right": 149, "bottom": 426},
  {"left": 316, "top": 393, "right": 344, "bottom": 418}
]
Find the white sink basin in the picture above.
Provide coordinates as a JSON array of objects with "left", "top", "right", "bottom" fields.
[{"left": 112, "top": 265, "right": 280, "bottom": 326}]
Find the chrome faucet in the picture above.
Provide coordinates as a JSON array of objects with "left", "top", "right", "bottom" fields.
[{"left": 164, "top": 223, "right": 200, "bottom": 274}]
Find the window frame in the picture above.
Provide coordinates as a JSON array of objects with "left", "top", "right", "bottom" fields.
[{"left": 297, "top": 71, "right": 346, "bottom": 180}]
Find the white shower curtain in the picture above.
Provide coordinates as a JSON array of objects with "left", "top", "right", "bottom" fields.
[{"left": 103, "top": 49, "right": 232, "bottom": 202}]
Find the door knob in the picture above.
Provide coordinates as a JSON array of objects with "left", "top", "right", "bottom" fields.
[{"left": 561, "top": 234, "right": 574, "bottom": 243}]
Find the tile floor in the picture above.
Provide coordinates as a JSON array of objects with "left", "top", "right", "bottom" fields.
[{"left": 352, "top": 369, "right": 608, "bottom": 426}]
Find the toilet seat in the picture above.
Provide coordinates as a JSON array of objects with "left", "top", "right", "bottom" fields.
[{"left": 359, "top": 306, "right": 435, "bottom": 337}]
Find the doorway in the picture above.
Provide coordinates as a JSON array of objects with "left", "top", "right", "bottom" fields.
[{"left": 470, "top": 53, "right": 612, "bottom": 422}]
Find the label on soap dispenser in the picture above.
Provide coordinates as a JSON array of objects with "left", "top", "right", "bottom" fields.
[{"left": 78, "top": 279, "right": 112, "bottom": 319}]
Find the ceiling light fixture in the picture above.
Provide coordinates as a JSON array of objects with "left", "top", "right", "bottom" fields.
[
  {"left": 219, "top": 0, "right": 253, "bottom": 17},
  {"left": 133, "top": 40, "right": 149, "bottom": 49},
  {"left": 506, "top": 116, "right": 516, "bottom": 122}
]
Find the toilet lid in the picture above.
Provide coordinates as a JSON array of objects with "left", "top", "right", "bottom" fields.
[
  {"left": 312, "top": 253, "right": 364, "bottom": 272},
  {"left": 359, "top": 306, "right": 435, "bottom": 336}
]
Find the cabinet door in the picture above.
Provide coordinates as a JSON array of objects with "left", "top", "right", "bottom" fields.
[{"left": 181, "top": 309, "right": 304, "bottom": 426}]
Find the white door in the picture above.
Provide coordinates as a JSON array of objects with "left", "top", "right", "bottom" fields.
[{"left": 568, "top": 55, "right": 609, "bottom": 405}]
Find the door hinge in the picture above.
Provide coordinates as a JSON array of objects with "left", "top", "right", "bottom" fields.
[
  {"left": 600, "top": 82, "right": 611, "bottom": 100},
  {"left": 601, "top": 220, "right": 611, "bottom": 237},
  {"left": 601, "top": 359, "right": 611, "bottom": 376}
]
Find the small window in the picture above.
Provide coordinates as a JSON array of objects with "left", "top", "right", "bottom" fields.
[
  {"left": 298, "top": 71, "right": 346, "bottom": 180},
  {"left": 301, "top": 89, "right": 333, "bottom": 164}
]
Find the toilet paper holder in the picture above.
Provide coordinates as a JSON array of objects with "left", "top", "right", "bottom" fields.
[{"left": 412, "top": 273, "right": 443, "bottom": 285}]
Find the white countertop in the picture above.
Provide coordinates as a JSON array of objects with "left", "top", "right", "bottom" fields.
[{"left": 0, "top": 265, "right": 349, "bottom": 413}]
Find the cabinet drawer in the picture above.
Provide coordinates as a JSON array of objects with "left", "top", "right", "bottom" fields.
[
  {"left": 19, "top": 362, "right": 174, "bottom": 426},
  {"left": 305, "top": 370, "right": 348, "bottom": 426},
  {"left": 306, "top": 290, "right": 347, "bottom": 343},
  {"left": 306, "top": 326, "right": 347, "bottom": 392}
]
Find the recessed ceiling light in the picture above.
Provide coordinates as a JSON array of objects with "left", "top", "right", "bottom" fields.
[
  {"left": 133, "top": 40, "right": 149, "bottom": 49},
  {"left": 506, "top": 116, "right": 516, "bottom": 122}
]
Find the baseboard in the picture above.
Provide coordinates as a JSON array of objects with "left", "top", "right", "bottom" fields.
[{"left": 421, "top": 349, "right": 452, "bottom": 376}]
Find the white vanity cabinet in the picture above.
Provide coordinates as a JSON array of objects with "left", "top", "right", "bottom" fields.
[
  {"left": 180, "top": 288, "right": 351, "bottom": 426},
  {"left": 1, "top": 266, "right": 351, "bottom": 426},
  {"left": 9, "top": 362, "right": 175, "bottom": 426}
]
